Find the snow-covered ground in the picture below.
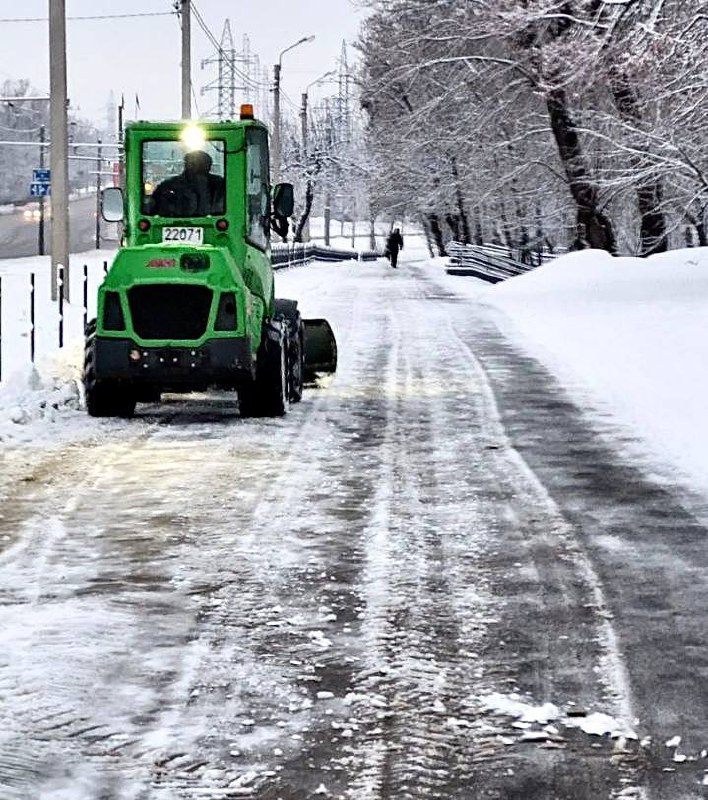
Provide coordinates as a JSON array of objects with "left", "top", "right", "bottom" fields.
[
  {"left": 433, "top": 246, "right": 708, "bottom": 498},
  {"left": 1, "top": 240, "right": 708, "bottom": 502},
  {"left": 2, "top": 240, "right": 708, "bottom": 797}
]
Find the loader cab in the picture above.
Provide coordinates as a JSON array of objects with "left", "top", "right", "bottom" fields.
[
  {"left": 104, "top": 119, "right": 292, "bottom": 255},
  {"left": 120, "top": 122, "right": 244, "bottom": 254}
]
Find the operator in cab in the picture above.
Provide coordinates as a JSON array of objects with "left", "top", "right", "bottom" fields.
[{"left": 147, "top": 150, "right": 225, "bottom": 217}]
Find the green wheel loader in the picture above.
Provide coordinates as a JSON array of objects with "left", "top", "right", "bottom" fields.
[{"left": 85, "top": 109, "right": 336, "bottom": 418}]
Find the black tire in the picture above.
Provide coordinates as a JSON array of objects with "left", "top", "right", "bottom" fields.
[
  {"left": 287, "top": 320, "right": 304, "bottom": 403},
  {"left": 84, "top": 321, "right": 136, "bottom": 418},
  {"left": 238, "top": 321, "right": 288, "bottom": 418},
  {"left": 274, "top": 299, "right": 304, "bottom": 403}
]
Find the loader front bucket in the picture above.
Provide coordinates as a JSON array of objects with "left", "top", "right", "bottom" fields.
[{"left": 303, "top": 318, "right": 337, "bottom": 381}]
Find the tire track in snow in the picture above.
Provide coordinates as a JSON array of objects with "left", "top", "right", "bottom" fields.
[
  {"left": 213, "top": 315, "right": 399, "bottom": 799},
  {"left": 450, "top": 319, "right": 637, "bottom": 721},
  {"left": 336, "top": 268, "right": 647, "bottom": 799},
  {"left": 341, "top": 282, "right": 497, "bottom": 799},
  {"left": 450, "top": 304, "right": 708, "bottom": 799},
  {"left": 115, "top": 277, "right": 400, "bottom": 797}
]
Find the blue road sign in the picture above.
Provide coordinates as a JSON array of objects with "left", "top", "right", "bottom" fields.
[
  {"left": 32, "top": 169, "right": 51, "bottom": 183},
  {"left": 30, "top": 182, "right": 51, "bottom": 197}
]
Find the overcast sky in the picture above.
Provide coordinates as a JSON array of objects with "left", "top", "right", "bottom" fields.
[{"left": 0, "top": 0, "right": 367, "bottom": 129}]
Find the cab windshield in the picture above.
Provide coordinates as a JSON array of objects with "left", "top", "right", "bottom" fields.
[{"left": 142, "top": 140, "right": 226, "bottom": 217}]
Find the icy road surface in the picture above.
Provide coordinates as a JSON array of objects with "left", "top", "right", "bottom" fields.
[{"left": 1, "top": 257, "right": 708, "bottom": 799}]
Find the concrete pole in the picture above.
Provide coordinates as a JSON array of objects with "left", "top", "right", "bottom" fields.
[
  {"left": 95, "top": 139, "right": 102, "bottom": 249},
  {"left": 324, "top": 193, "right": 331, "bottom": 247},
  {"left": 38, "top": 124, "right": 46, "bottom": 256},
  {"left": 181, "top": 0, "right": 191, "bottom": 119},
  {"left": 300, "top": 92, "right": 309, "bottom": 242},
  {"left": 272, "top": 62, "right": 281, "bottom": 183},
  {"left": 300, "top": 92, "right": 308, "bottom": 160},
  {"left": 49, "top": 0, "right": 70, "bottom": 302},
  {"left": 272, "top": 37, "right": 314, "bottom": 185}
]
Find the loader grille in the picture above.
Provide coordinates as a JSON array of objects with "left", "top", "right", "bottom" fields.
[{"left": 127, "top": 284, "right": 213, "bottom": 340}]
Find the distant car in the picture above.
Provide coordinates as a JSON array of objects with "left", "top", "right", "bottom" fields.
[{"left": 21, "top": 202, "right": 50, "bottom": 222}]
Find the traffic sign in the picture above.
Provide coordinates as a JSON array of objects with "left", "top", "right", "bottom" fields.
[
  {"left": 32, "top": 169, "right": 51, "bottom": 183},
  {"left": 30, "top": 182, "right": 51, "bottom": 197}
]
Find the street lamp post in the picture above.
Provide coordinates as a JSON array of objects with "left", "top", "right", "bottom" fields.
[
  {"left": 300, "top": 70, "right": 336, "bottom": 243},
  {"left": 272, "top": 35, "right": 314, "bottom": 183}
]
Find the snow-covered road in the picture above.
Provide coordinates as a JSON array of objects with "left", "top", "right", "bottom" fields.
[{"left": 0, "top": 256, "right": 706, "bottom": 799}]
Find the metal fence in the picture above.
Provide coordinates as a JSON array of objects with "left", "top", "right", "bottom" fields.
[
  {"left": 445, "top": 242, "right": 558, "bottom": 283},
  {"left": 272, "top": 242, "right": 380, "bottom": 268}
]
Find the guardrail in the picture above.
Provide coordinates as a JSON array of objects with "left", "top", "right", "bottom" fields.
[
  {"left": 272, "top": 242, "right": 379, "bottom": 269},
  {"left": 476, "top": 242, "right": 561, "bottom": 266},
  {"left": 446, "top": 242, "right": 557, "bottom": 283}
]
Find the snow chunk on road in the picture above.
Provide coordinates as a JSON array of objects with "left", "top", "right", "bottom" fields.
[
  {"left": 569, "top": 711, "right": 622, "bottom": 737},
  {"left": 480, "top": 692, "right": 635, "bottom": 739},
  {"left": 481, "top": 692, "right": 560, "bottom": 724},
  {"left": 0, "top": 358, "right": 84, "bottom": 444}
]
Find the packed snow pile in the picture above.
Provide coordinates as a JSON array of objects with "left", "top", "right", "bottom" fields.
[
  {"left": 0, "top": 345, "right": 84, "bottom": 444},
  {"left": 441, "top": 247, "right": 708, "bottom": 496}
]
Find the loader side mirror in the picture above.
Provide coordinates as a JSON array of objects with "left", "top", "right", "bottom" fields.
[
  {"left": 272, "top": 182, "right": 294, "bottom": 218},
  {"left": 101, "top": 187, "right": 124, "bottom": 222}
]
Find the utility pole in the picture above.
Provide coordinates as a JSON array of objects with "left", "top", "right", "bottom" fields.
[
  {"left": 180, "top": 0, "right": 191, "bottom": 119},
  {"left": 38, "top": 124, "right": 46, "bottom": 256},
  {"left": 117, "top": 95, "right": 124, "bottom": 185},
  {"left": 300, "top": 92, "right": 309, "bottom": 243},
  {"left": 300, "top": 92, "right": 308, "bottom": 168},
  {"left": 272, "top": 62, "right": 281, "bottom": 182},
  {"left": 95, "top": 139, "right": 102, "bottom": 249},
  {"left": 299, "top": 70, "right": 336, "bottom": 244},
  {"left": 49, "top": 0, "right": 70, "bottom": 302},
  {"left": 272, "top": 37, "right": 315, "bottom": 184}
]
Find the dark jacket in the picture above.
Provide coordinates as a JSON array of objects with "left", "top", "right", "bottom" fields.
[
  {"left": 149, "top": 171, "right": 225, "bottom": 217},
  {"left": 386, "top": 230, "right": 404, "bottom": 252}
]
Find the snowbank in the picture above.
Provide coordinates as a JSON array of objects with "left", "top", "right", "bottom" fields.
[
  {"left": 438, "top": 246, "right": 708, "bottom": 495},
  {"left": 0, "top": 342, "right": 86, "bottom": 446}
]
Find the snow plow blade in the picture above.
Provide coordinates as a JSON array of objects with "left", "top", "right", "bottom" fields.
[{"left": 303, "top": 318, "right": 337, "bottom": 381}]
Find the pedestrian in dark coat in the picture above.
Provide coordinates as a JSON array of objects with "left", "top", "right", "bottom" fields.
[{"left": 385, "top": 228, "right": 404, "bottom": 268}]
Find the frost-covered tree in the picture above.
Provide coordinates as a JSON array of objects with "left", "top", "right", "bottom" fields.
[{"left": 358, "top": 0, "right": 708, "bottom": 255}]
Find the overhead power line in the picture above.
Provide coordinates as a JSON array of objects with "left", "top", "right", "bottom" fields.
[
  {"left": 191, "top": 2, "right": 269, "bottom": 91},
  {"left": 0, "top": 12, "right": 177, "bottom": 23}
]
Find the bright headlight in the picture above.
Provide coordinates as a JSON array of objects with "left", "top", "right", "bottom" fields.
[{"left": 181, "top": 123, "right": 206, "bottom": 152}]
